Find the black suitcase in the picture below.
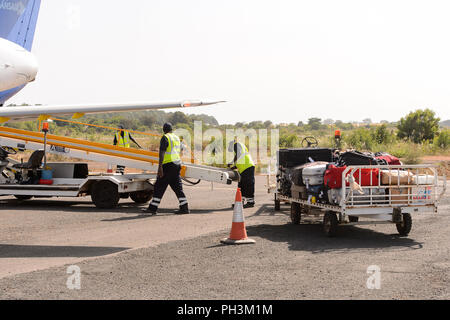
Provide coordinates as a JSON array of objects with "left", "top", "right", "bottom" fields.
[
  {"left": 338, "top": 151, "right": 384, "bottom": 166},
  {"left": 278, "top": 148, "right": 335, "bottom": 168}
]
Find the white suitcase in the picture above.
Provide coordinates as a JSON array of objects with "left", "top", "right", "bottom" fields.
[{"left": 302, "top": 164, "right": 327, "bottom": 186}]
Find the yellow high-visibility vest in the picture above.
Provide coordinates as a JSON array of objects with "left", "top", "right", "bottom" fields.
[
  {"left": 115, "top": 131, "right": 130, "bottom": 148},
  {"left": 235, "top": 142, "right": 255, "bottom": 174},
  {"left": 163, "top": 133, "right": 181, "bottom": 165}
]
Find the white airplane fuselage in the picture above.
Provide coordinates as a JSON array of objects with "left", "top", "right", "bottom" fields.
[{"left": 0, "top": 37, "right": 38, "bottom": 92}]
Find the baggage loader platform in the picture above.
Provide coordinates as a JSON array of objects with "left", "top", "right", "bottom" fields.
[
  {"left": 0, "top": 127, "right": 238, "bottom": 208},
  {"left": 0, "top": 126, "right": 236, "bottom": 184}
]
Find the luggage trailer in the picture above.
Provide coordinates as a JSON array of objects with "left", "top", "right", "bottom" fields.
[
  {"left": 271, "top": 165, "right": 447, "bottom": 237},
  {"left": 0, "top": 127, "right": 237, "bottom": 209}
]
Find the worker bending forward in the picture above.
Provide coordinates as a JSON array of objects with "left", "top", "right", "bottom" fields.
[
  {"left": 142, "top": 123, "right": 189, "bottom": 215},
  {"left": 228, "top": 141, "right": 256, "bottom": 208}
]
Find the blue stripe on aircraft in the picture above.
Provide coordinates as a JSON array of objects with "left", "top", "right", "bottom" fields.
[
  {"left": 0, "top": 0, "right": 41, "bottom": 51},
  {"left": 0, "top": 85, "right": 26, "bottom": 106}
]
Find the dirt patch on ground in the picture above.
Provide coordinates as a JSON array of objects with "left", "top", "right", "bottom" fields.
[
  {"left": 421, "top": 157, "right": 449, "bottom": 177},
  {"left": 422, "top": 156, "right": 450, "bottom": 162},
  {"left": 433, "top": 161, "right": 449, "bottom": 177}
]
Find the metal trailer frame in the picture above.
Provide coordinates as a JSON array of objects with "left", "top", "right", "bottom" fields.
[
  {"left": 0, "top": 172, "right": 157, "bottom": 208},
  {"left": 271, "top": 165, "right": 447, "bottom": 237}
]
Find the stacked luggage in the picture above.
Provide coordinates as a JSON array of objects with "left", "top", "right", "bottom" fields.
[
  {"left": 301, "top": 163, "right": 328, "bottom": 203},
  {"left": 324, "top": 164, "right": 380, "bottom": 189},
  {"left": 277, "top": 148, "right": 336, "bottom": 198},
  {"left": 374, "top": 152, "right": 402, "bottom": 166},
  {"left": 278, "top": 147, "right": 410, "bottom": 205},
  {"left": 337, "top": 150, "right": 385, "bottom": 166}
]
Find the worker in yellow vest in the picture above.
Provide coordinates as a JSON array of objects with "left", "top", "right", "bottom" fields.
[
  {"left": 142, "top": 123, "right": 189, "bottom": 215},
  {"left": 228, "top": 140, "right": 256, "bottom": 208},
  {"left": 113, "top": 125, "right": 142, "bottom": 174}
]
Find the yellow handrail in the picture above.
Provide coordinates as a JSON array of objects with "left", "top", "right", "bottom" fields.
[
  {"left": 0, "top": 126, "right": 161, "bottom": 164},
  {"left": 50, "top": 118, "right": 196, "bottom": 164},
  {"left": 1, "top": 125, "right": 196, "bottom": 164}
]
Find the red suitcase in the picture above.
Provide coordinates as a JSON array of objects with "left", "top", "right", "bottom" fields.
[
  {"left": 324, "top": 165, "right": 379, "bottom": 189},
  {"left": 375, "top": 154, "right": 402, "bottom": 165}
]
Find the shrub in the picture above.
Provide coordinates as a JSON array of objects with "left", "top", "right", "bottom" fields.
[
  {"left": 280, "top": 134, "right": 299, "bottom": 148},
  {"left": 374, "top": 124, "right": 395, "bottom": 145},
  {"left": 434, "top": 129, "right": 450, "bottom": 150},
  {"left": 345, "top": 128, "right": 374, "bottom": 150},
  {"left": 397, "top": 109, "right": 440, "bottom": 143},
  {"left": 403, "top": 146, "right": 423, "bottom": 164}
]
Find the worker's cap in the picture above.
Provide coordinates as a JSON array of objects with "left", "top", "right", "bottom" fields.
[
  {"left": 118, "top": 125, "right": 124, "bottom": 130},
  {"left": 163, "top": 123, "right": 173, "bottom": 134}
]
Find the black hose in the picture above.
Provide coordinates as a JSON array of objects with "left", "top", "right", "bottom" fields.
[{"left": 182, "top": 178, "right": 202, "bottom": 186}]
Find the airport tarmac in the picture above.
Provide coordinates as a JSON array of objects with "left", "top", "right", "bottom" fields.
[
  {"left": 0, "top": 176, "right": 449, "bottom": 300},
  {"left": 0, "top": 178, "right": 256, "bottom": 278}
]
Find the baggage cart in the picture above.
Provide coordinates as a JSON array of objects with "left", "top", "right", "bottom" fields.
[{"left": 270, "top": 165, "right": 447, "bottom": 237}]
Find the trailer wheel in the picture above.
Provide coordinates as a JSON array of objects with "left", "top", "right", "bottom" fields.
[
  {"left": 349, "top": 216, "right": 359, "bottom": 223},
  {"left": 130, "top": 190, "right": 153, "bottom": 204},
  {"left": 14, "top": 195, "right": 33, "bottom": 201},
  {"left": 274, "top": 198, "right": 281, "bottom": 211},
  {"left": 91, "top": 180, "right": 120, "bottom": 209},
  {"left": 323, "top": 211, "right": 338, "bottom": 237},
  {"left": 290, "top": 202, "right": 301, "bottom": 225},
  {"left": 396, "top": 212, "right": 412, "bottom": 236}
]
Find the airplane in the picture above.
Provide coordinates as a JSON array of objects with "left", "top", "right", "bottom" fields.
[{"left": 0, "top": 0, "right": 223, "bottom": 123}]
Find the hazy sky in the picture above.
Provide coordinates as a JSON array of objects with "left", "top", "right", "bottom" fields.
[{"left": 9, "top": 0, "right": 450, "bottom": 124}]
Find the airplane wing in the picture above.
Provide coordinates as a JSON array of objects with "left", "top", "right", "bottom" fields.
[{"left": 0, "top": 100, "right": 225, "bottom": 123}]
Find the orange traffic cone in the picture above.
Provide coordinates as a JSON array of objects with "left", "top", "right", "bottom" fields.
[
  {"left": 107, "top": 163, "right": 113, "bottom": 174},
  {"left": 221, "top": 188, "right": 255, "bottom": 245}
]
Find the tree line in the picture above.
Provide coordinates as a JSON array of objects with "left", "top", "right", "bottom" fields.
[{"left": 4, "top": 105, "right": 449, "bottom": 155}]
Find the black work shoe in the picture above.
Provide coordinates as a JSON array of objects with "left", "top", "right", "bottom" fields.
[
  {"left": 243, "top": 202, "right": 255, "bottom": 209},
  {"left": 141, "top": 208, "right": 157, "bottom": 215},
  {"left": 175, "top": 204, "right": 190, "bottom": 215}
]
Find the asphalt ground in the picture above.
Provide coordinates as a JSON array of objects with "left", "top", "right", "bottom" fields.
[{"left": 0, "top": 176, "right": 449, "bottom": 299}]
